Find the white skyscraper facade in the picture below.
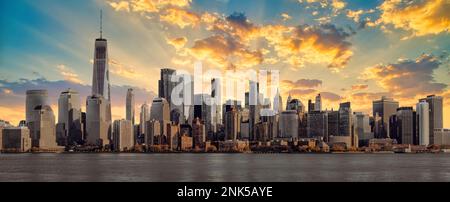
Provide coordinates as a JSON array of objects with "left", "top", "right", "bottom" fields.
[
  {"left": 86, "top": 95, "right": 110, "bottom": 146},
  {"left": 417, "top": 101, "right": 430, "bottom": 146},
  {"left": 57, "top": 89, "right": 83, "bottom": 145},
  {"left": 26, "top": 90, "right": 49, "bottom": 124}
]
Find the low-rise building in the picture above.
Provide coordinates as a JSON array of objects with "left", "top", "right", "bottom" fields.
[
  {"left": 2, "top": 127, "right": 32, "bottom": 152},
  {"left": 329, "top": 135, "right": 352, "bottom": 149},
  {"left": 298, "top": 138, "right": 316, "bottom": 148},
  {"left": 434, "top": 128, "right": 450, "bottom": 145},
  {"left": 219, "top": 140, "right": 249, "bottom": 152},
  {"left": 369, "top": 138, "right": 394, "bottom": 151},
  {"left": 317, "top": 141, "right": 330, "bottom": 152},
  {"left": 179, "top": 135, "right": 193, "bottom": 151}
]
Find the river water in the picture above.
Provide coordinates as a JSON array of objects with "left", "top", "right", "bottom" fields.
[{"left": 1, "top": 153, "right": 449, "bottom": 182}]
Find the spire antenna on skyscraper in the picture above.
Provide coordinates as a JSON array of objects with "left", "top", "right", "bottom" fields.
[{"left": 100, "top": 9, "right": 103, "bottom": 39}]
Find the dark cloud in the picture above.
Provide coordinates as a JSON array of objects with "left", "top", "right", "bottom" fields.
[
  {"left": 365, "top": 54, "right": 448, "bottom": 98},
  {"left": 294, "top": 24, "right": 354, "bottom": 68},
  {"left": 226, "top": 12, "right": 256, "bottom": 32}
]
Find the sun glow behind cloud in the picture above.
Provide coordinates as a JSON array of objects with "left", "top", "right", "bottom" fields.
[{"left": 0, "top": 0, "right": 449, "bottom": 127}]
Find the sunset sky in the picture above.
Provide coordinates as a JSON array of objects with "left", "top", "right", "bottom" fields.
[{"left": 0, "top": 0, "right": 449, "bottom": 127}]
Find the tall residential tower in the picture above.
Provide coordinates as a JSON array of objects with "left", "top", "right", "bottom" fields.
[
  {"left": 126, "top": 88, "right": 135, "bottom": 125},
  {"left": 419, "top": 95, "right": 443, "bottom": 144}
]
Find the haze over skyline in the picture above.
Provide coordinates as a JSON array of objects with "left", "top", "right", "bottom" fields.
[{"left": 0, "top": 0, "right": 449, "bottom": 127}]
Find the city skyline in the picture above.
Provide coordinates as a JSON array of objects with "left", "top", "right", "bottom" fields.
[{"left": 0, "top": 0, "right": 449, "bottom": 127}]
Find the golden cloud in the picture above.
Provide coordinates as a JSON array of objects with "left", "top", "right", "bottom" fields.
[
  {"left": 188, "top": 35, "right": 232, "bottom": 68},
  {"left": 109, "top": 2, "right": 355, "bottom": 71},
  {"left": 377, "top": 0, "right": 450, "bottom": 37},
  {"left": 56, "top": 64, "right": 83, "bottom": 84},
  {"left": 346, "top": 9, "right": 375, "bottom": 23},
  {"left": 281, "top": 13, "right": 292, "bottom": 21},
  {"left": 212, "top": 12, "right": 261, "bottom": 43},
  {"left": 160, "top": 7, "right": 200, "bottom": 29},
  {"left": 260, "top": 24, "right": 354, "bottom": 70},
  {"left": 166, "top": 36, "right": 188, "bottom": 50},
  {"left": 346, "top": 9, "right": 364, "bottom": 22},
  {"left": 331, "top": 0, "right": 346, "bottom": 10},
  {"left": 109, "top": 1, "right": 130, "bottom": 12},
  {"left": 351, "top": 84, "right": 368, "bottom": 91},
  {"left": 188, "top": 35, "right": 263, "bottom": 69},
  {"left": 109, "top": 0, "right": 192, "bottom": 13},
  {"left": 233, "top": 49, "right": 264, "bottom": 68}
]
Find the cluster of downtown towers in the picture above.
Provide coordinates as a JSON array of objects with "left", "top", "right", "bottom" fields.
[{"left": 18, "top": 31, "right": 445, "bottom": 152}]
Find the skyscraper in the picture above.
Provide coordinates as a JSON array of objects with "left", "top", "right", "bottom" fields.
[
  {"left": 57, "top": 89, "right": 83, "bottom": 146},
  {"left": 419, "top": 95, "right": 443, "bottom": 144},
  {"left": 112, "top": 119, "right": 133, "bottom": 152},
  {"left": 224, "top": 105, "right": 240, "bottom": 141},
  {"left": 166, "top": 123, "right": 180, "bottom": 151},
  {"left": 373, "top": 96, "right": 399, "bottom": 138},
  {"left": 279, "top": 110, "right": 299, "bottom": 139},
  {"left": 286, "top": 93, "right": 292, "bottom": 110},
  {"left": 29, "top": 105, "right": 58, "bottom": 149},
  {"left": 249, "top": 80, "right": 260, "bottom": 141},
  {"left": 192, "top": 118, "right": 205, "bottom": 148},
  {"left": 353, "top": 112, "right": 373, "bottom": 146},
  {"left": 416, "top": 101, "right": 430, "bottom": 146},
  {"left": 338, "top": 102, "right": 352, "bottom": 136},
  {"left": 140, "top": 103, "right": 150, "bottom": 136},
  {"left": 314, "top": 94, "right": 322, "bottom": 111},
  {"left": 327, "top": 110, "right": 339, "bottom": 137},
  {"left": 240, "top": 108, "right": 250, "bottom": 140},
  {"left": 223, "top": 100, "right": 242, "bottom": 118},
  {"left": 150, "top": 98, "right": 170, "bottom": 123},
  {"left": 307, "top": 111, "right": 328, "bottom": 141},
  {"left": 26, "top": 90, "right": 49, "bottom": 124},
  {"left": 273, "top": 89, "right": 283, "bottom": 114},
  {"left": 92, "top": 11, "right": 111, "bottom": 102},
  {"left": 287, "top": 99, "right": 305, "bottom": 114},
  {"left": 158, "top": 68, "right": 176, "bottom": 102},
  {"left": 193, "top": 94, "right": 213, "bottom": 138},
  {"left": 126, "top": 88, "right": 135, "bottom": 125},
  {"left": 308, "top": 99, "right": 315, "bottom": 112},
  {"left": 87, "top": 11, "right": 112, "bottom": 147},
  {"left": 391, "top": 107, "right": 417, "bottom": 145},
  {"left": 211, "top": 78, "right": 222, "bottom": 133},
  {"left": 86, "top": 95, "right": 110, "bottom": 147},
  {"left": 145, "top": 120, "right": 160, "bottom": 147}
]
